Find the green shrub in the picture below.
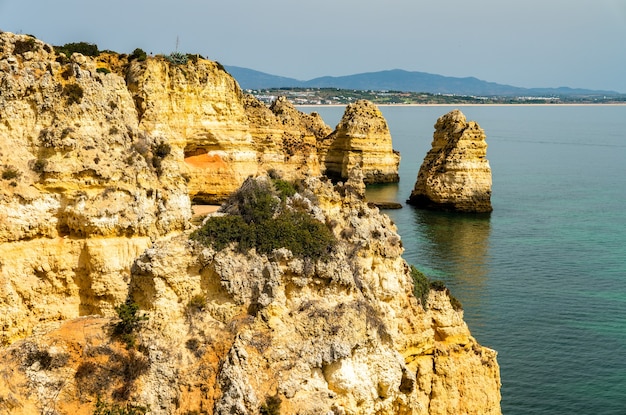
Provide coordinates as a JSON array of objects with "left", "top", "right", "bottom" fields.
[
  {"left": 165, "top": 51, "right": 188, "bottom": 65},
  {"left": 228, "top": 180, "right": 279, "bottom": 224},
  {"left": 129, "top": 48, "right": 147, "bottom": 62},
  {"left": 411, "top": 268, "right": 463, "bottom": 311},
  {"left": 411, "top": 265, "right": 430, "bottom": 307},
  {"left": 55, "top": 41, "right": 99, "bottom": 57},
  {"left": 191, "top": 179, "right": 336, "bottom": 260},
  {"left": 256, "top": 211, "right": 335, "bottom": 259},
  {"left": 93, "top": 397, "right": 148, "bottom": 415},
  {"left": 190, "top": 215, "right": 255, "bottom": 251},
  {"left": 272, "top": 178, "right": 296, "bottom": 200},
  {"left": 113, "top": 298, "right": 146, "bottom": 349},
  {"left": 96, "top": 67, "right": 111, "bottom": 75},
  {"left": 429, "top": 280, "right": 447, "bottom": 291}
]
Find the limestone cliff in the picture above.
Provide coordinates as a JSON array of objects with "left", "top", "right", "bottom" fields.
[
  {"left": 0, "top": 175, "right": 500, "bottom": 415},
  {"left": 0, "top": 32, "right": 190, "bottom": 344},
  {"left": 408, "top": 109, "right": 492, "bottom": 213},
  {"left": 125, "top": 56, "right": 258, "bottom": 204},
  {"left": 243, "top": 95, "right": 331, "bottom": 180},
  {"left": 0, "top": 32, "right": 331, "bottom": 343},
  {"left": 0, "top": 32, "right": 499, "bottom": 414},
  {"left": 322, "top": 100, "right": 400, "bottom": 184}
]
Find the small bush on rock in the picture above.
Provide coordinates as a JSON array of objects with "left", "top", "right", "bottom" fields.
[
  {"left": 411, "top": 267, "right": 463, "bottom": 311},
  {"left": 411, "top": 265, "right": 430, "bottom": 307},
  {"left": 93, "top": 397, "right": 148, "bottom": 415},
  {"left": 55, "top": 41, "right": 99, "bottom": 57},
  {"left": 191, "top": 178, "right": 336, "bottom": 260},
  {"left": 113, "top": 298, "right": 146, "bottom": 348},
  {"left": 165, "top": 51, "right": 188, "bottom": 65},
  {"left": 14, "top": 37, "right": 37, "bottom": 54},
  {"left": 129, "top": 48, "right": 147, "bottom": 61}
]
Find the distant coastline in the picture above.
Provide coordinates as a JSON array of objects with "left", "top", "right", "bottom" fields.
[
  {"left": 296, "top": 102, "right": 626, "bottom": 108},
  {"left": 249, "top": 87, "right": 626, "bottom": 107}
]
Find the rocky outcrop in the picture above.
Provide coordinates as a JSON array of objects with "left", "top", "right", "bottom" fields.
[
  {"left": 408, "top": 110, "right": 492, "bottom": 213},
  {"left": 322, "top": 100, "right": 400, "bottom": 183},
  {"left": 0, "top": 32, "right": 331, "bottom": 343},
  {"left": 0, "top": 32, "right": 500, "bottom": 414},
  {"left": 243, "top": 95, "right": 331, "bottom": 180},
  {"left": 126, "top": 56, "right": 259, "bottom": 204},
  {"left": 0, "top": 175, "right": 500, "bottom": 415},
  {"left": 0, "top": 33, "right": 190, "bottom": 344}
]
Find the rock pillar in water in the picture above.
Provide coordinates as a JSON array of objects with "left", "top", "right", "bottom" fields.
[
  {"left": 408, "top": 109, "right": 492, "bottom": 213},
  {"left": 322, "top": 100, "right": 400, "bottom": 184}
]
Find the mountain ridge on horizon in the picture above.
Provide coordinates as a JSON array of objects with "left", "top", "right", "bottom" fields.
[{"left": 225, "top": 66, "right": 622, "bottom": 97}]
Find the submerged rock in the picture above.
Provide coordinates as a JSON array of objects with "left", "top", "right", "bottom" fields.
[
  {"left": 321, "top": 100, "right": 400, "bottom": 184},
  {"left": 408, "top": 109, "right": 492, "bottom": 213}
]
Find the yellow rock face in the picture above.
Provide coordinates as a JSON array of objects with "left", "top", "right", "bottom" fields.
[
  {"left": 0, "top": 32, "right": 499, "bottom": 414},
  {"left": 0, "top": 177, "right": 500, "bottom": 414},
  {"left": 127, "top": 57, "right": 259, "bottom": 203},
  {"left": 323, "top": 100, "right": 400, "bottom": 183},
  {"left": 409, "top": 109, "right": 493, "bottom": 213}
]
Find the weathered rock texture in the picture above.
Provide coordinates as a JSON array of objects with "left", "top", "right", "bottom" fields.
[
  {"left": 244, "top": 95, "right": 331, "bottom": 180},
  {"left": 0, "top": 175, "right": 501, "bottom": 415},
  {"left": 408, "top": 109, "right": 492, "bottom": 213},
  {"left": 0, "top": 33, "right": 190, "bottom": 344},
  {"left": 0, "top": 32, "right": 336, "bottom": 344},
  {"left": 0, "top": 32, "right": 499, "bottom": 414},
  {"left": 323, "top": 100, "right": 400, "bottom": 183}
]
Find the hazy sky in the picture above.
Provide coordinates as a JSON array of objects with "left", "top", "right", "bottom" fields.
[{"left": 2, "top": 0, "right": 625, "bottom": 92}]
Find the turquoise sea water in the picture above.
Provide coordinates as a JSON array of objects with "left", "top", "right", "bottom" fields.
[{"left": 302, "top": 105, "right": 626, "bottom": 414}]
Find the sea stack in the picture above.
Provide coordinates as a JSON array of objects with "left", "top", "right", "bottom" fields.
[
  {"left": 408, "top": 109, "right": 492, "bottom": 213},
  {"left": 322, "top": 100, "right": 400, "bottom": 183}
]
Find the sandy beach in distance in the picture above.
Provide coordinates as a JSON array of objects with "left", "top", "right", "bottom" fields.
[{"left": 192, "top": 205, "right": 220, "bottom": 217}]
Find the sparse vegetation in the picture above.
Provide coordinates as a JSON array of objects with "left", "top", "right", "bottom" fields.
[
  {"left": 260, "top": 395, "right": 281, "bottom": 415},
  {"left": 410, "top": 266, "right": 463, "bottom": 311},
  {"left": 96, "top": 67, "right": 111, "bottom": 75},
  {"left": 187, "top": 294, "right": 207, "bottom": 311},
  {"left": 93, "top": 396, "right": 148, "bottom": 415},
  {"left": 129, "top": 48, "right": 147, "bottom": 62},
  {"left": 55, "top": 41, "right": 99, "bottom": 57},
  {"left": 32, "top": 158, "right": 47, "bottom": 173},
  {"left": 165, "top": 51, "right": 188, "bottom": 65},
  {"left": 154, "top": 142, "right": 171, "bottom": 159},
  {"left": 13, "top": 37, "right": 37, "bottom": 54},
  {"left": 190, "top": 179, "right": 336, "bottom": 260},
  {"left": 151, "top": 142, "right": 171, "bottom": 172},
  {"left": 113, "top": 298, "right": 146, "bottom": 349}
]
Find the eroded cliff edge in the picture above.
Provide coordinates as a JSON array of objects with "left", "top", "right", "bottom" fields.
[
  {"left": 0, "top": 32, "right": 500, "bottom": 414},
  {"left": 1, "top": 175, "right": 500, "bottom": 414}
]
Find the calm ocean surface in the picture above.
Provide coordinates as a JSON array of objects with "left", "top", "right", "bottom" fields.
[{"left": 302, "top": 105, "right": 626, "bottom": 414}]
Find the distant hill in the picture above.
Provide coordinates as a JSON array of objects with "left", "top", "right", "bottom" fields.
[{"left": 225, "top": 66, "right": 620, "bottom": 97}]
